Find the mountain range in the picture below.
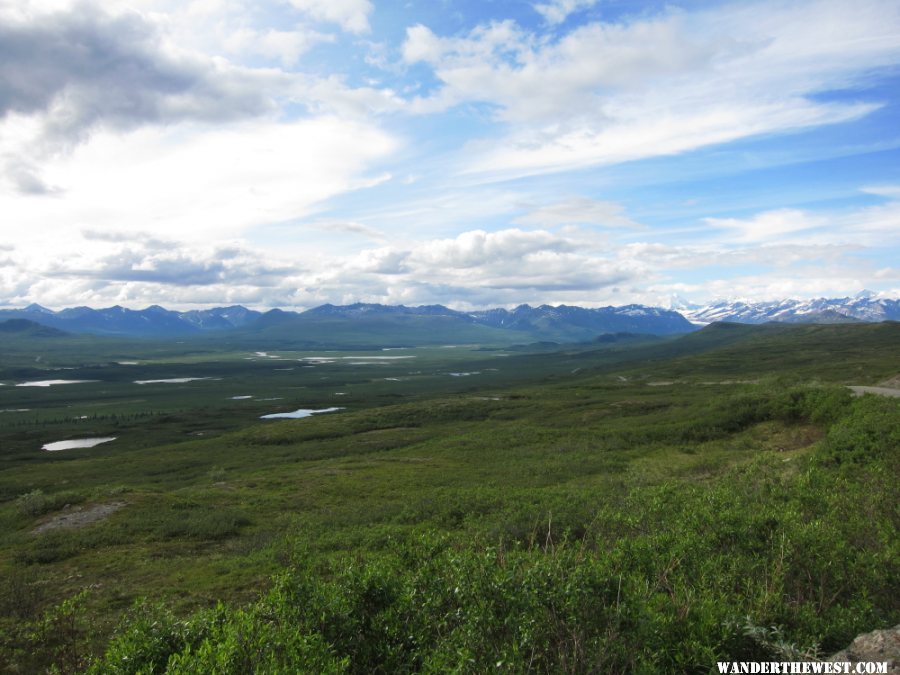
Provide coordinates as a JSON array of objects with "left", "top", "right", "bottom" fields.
[
  {"left": 0, "top": 294, "right": 897, "bottom": 343},
  {"left": 0, "top": 301, "right": 694, "bottom": 343},
  {"left": 0, "top": 303, "right": 262, "bottom": 337},
  {"left": 681, "top": 292, "right": 900, "bottom": 325}
]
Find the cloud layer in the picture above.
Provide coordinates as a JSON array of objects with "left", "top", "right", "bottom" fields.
[
  {"left": 3, "top": 187, "right": 896, "bottom": 310},
  {"left": 2, "top": 0, "right": 899, "bottom": 309},
  {"left": 404, "top": 0, "right": 900, "bottom": 176}
]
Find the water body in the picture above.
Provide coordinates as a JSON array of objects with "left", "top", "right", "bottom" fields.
[
  {"left": 260, "top": 407, "right": 343, "bottom": 420},
  {"left": 134, "top": 377, "right": 214, "bottom": 385},
  {"left": 300, "top": 356, "right": 415, "bottom": 364},
  {"left": 43, "top": 437, "right": 117, "bottom": 451},
  {"left": 339, "top": 356, "right": 415, "bottom": 360},
  {"left": 16, "top": 380, "right": 95, "bottom": 387}
]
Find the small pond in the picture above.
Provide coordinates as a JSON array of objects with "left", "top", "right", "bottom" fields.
[
  {"left": 134, "top": 377, "right": 214, "bottom": 384},
  {"left": 260, "top": 407, "right": 343, "bottom": 420},
  {"left": 16, "top": 380, "right": 95, "bottom": 387},
  {"left": 43, "top": 437, "right": 117, "bottom": 451}
]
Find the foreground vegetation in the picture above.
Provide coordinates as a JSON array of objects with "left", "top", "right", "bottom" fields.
[{"left": 0, "top": 323, "right": 897, "bottom": 672}]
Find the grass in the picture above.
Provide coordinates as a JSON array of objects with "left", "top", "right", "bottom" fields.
[{"left": 0, "top": 322, "right": 897, "bottom": 672}]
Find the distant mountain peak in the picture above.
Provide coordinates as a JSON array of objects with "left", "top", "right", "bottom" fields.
[
  {"left": 666, "top": 294, "right": 699, "bottom": 311},
  {"left": 0, "top": 303, "right": 263, "bottom": 337},
  {"left": 687, "top": 295, "right": 899, "bottom": 325}
]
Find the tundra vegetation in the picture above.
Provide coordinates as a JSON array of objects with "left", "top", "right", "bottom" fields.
[{"left": 0, "top": 322, "right": 897, "bottom": 672}]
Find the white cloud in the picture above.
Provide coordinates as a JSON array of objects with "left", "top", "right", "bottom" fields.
[
  {"left": 320, "top": 227, "right": 640, "bottom": 308},
  {"left": 674, "top": 274, "right": 878, "bottom": 305},
  {"left": 533, "top": 0, "right": 599, "bottom": 25},
  {"left": 299, "top": 75, "right": 405, "bottom": 118},
  {"left": 861, "top": 184, "right": 900, "bottom": 198},
  {"left": 705, "top": 209, "right": 824, "bottom": 243},
  {"left": 412, "top": 228, "right": 577, "bottom": 269},
  {"left": 287, "top": 0, "right": 373, "bottom": 34},
  {"left": 705, "top": 197, "right": 900, "bottom": 246},
  {"left": 311, "top": 220, "right": 387, "bottom": 242},
  {"left": 223, "top": 26, "right": 334, "bottom": 66},
  {"left": 0, "top": 115, "right": 398, "bottom": 245},
  {"left": 402, "top": 21, "right": 528, "bottom": 67},
  {"left": 0, "top": 225, "right": 643, "bottom": 309},
  {"left": 2, "top": 206, "right": 896, "bottom": 310},
  {"left": 514, "top": 198, "right": 642, "bottom": 229},
  {"left": 402, "top": 0, "right": 900, "bottom": 177},
  {"left": 467, "top": 100, "right": 876, "bottom": 177},
  {"left": 0, "top": 2, "right": 278, "bottom": 142},
  {"left": 349, "top": 247, "right": 409, "bottom": 274}
]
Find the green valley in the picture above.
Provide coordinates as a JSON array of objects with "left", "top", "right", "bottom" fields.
[{"left": 0, "top": 322, "right": 897, "bottom": 672}]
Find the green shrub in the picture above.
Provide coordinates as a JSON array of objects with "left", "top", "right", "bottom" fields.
[
  {"left": 15, "top": 488, "right": 86, "bottom": 518},
  {"left": 15, "top": 489, "right": 48, "bottom": 517}
]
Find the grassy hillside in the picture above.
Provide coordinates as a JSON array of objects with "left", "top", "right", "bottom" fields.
[
  {"left": 0, "top": 323, "right": 897, "bottom": 672},
  {"left": 230, "top": 312, "right": 537, "bottom": 348},
  {"left": 616, "top": 321, "right": 900, "bottom": 381}
]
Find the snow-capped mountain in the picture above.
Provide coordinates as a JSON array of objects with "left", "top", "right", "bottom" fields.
[
  {"left": 2, "top": 294, "right": 897, "bottom": 340},
  {"left": 468, "top": 303, "right": 695, "bottom": 339},
  {"left": 686, "top": 293, "right": 900, "bottom": 325},
  {"left": 664, "top": 294, "right": 701, "bottom": 312}
]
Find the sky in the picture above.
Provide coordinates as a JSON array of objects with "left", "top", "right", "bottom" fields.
[{"left": 1, "top": 0, "right": 899, "bottom": 311}]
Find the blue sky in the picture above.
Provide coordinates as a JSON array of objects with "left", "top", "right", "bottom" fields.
[{"left": 1, "top": 0, "right": 899, "bottom": 310}]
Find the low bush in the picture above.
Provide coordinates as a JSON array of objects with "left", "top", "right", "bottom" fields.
[{"left": 86, "top": 390, "right": 899, "bottom": 673}]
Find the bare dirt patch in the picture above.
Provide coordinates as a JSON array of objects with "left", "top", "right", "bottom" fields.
[
  {"left": 849, "top": 386, "right": 900, "bottom": 398},
  {"left": 32, "top": 502, "right": 126, "bottom": 535}
]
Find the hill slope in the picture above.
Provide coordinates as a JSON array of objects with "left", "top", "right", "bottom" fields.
[
  {"left": 233, "top": 305, "right": 535, "bottom": 347},
  {"left": 0, "top": 318, "right": 69, "bottom": 338},
  {"left": 0, "top": 304, "right": 261, "bottom": 337}
]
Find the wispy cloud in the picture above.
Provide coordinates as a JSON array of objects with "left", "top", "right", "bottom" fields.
[
  {"left": 0, "top": 116, "right": 398, "bottom": 240},
  {"left": 705, "top": 196, "right": 900, "bottom": 246},
  {"left": 403, "top": 0, "right": 900, "bottom": 177},
  {"left": 311, "top": 220, "right": 387, "bottom": 241},
  {"left": 287, "top": 0, "right": 373, "bottom": 34},
  {"left": 514, "top": 198, "right": 642, "bottom": 229},
  {"left": 533, "top": 0, "right": 599, "bottom": 25}
]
